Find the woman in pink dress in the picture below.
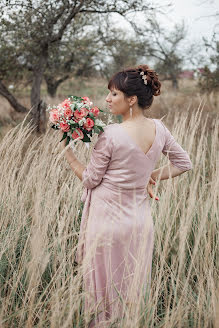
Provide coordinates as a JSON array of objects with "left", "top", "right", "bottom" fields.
[{"left": 61, "top": 65, "right": 193, "bottom": 327}]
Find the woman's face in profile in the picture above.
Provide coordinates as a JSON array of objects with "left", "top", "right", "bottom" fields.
[{"left": 105, "top": 88, "right": 129, "bottom": 116}]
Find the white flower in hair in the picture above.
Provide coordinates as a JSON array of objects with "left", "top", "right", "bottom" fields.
[{"left": 139, "top": 70, "right": 148, "bottom": 85}]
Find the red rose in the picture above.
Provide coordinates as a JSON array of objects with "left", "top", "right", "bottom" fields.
[
  {"left": 61, "top": 99, "right": 71, "bottom": 109},
  {"left": 49, "top": 108, "right": 60, "bottom": 123},
  {"left": 60, "top": 122, "right": 70, "bottom": 132},
  {"left": 83, "top": 117, "right": 94, "bottom": 131},
  {"left": 81, "top": 96, "right": 91, "bottom": 104},
  {"left": 90, "top": 106, "right": 100, "bottom": 117},
  {"left": 72, "top": 128, "right": 84, "bottom": 140},
  {"left": 74, "top": 108, "right": 89, "bottom": 120},
  {"left": 64, "top": 107, "right": 73, "bottom": 119}
]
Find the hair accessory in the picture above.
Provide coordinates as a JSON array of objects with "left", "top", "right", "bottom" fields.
[{"left": 140, "top": 71, "right": 148, "bottom": 85}]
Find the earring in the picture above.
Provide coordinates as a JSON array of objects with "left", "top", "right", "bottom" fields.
[{"left": 130, "top": 107, "right": 133, "bottom": 117}]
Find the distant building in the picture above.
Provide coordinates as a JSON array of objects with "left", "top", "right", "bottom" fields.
[
  {"left": 178, "top": 68, "right": 206, "bottom": 79},
  {"left": 178, "top": 70, "right": 194, "bottom": 79}
]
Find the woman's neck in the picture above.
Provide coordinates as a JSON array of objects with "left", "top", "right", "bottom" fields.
[{"left": 121, "top": 106, "right": 145, "bottom": 123}]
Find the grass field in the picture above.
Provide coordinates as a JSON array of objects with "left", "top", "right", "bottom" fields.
[
  {"left": 0, "top": 78, "right": 218, "bottom": 327},
  {"left": 0, "top": 77, "right": 218, "bottom": 138}
]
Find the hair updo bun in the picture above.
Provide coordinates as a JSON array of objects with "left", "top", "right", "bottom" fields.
[
  {"left": 108, "top": 64, "right": 161, "bottom": 109},
  {"left": 137, "top": 65, "right": 161, "bottom": 96}
]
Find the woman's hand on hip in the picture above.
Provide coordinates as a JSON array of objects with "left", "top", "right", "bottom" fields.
[{"left": 147, "top": 177, "right": 159, "bottom": 201}]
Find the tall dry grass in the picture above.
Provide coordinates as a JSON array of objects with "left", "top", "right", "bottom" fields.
[{"left": 0, "top": 104, "right": 218, "bottom": 327}]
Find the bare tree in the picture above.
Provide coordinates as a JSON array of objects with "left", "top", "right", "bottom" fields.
[
  {"left": 0, "top": 0, "right": 158, "bottom": 133},
  {"left": 44, "top": 31, "right": 100, "bottom": 97},
  {"left": 0, "top": 27, "right": 27, "bottom": 112},
  {"left": 93, "top": 24, "right": 145, "bottom": 79},
  {"left": 198, "top": 34, "right": 219, "bottom": 97},
  {"left": 139, "top": 20, "right": 187, "bottom": 89}
]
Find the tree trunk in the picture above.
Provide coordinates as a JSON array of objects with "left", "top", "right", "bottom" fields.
[
  {"left": 30, "top": 54, "right": 47, "bottom": 133},
  {"left": 0, "top": 80, "right": 27, "bottom": 113},
  {"left": 45, "top": 75, "right": 69, "bottom": 98},
  {"left": 172, "top": 77, "right": 179, "bottom": 89},
  {"left": 34, "top": 100, "right": 47, "bottom": 134},
  {"left": 47, "top": 83, "right": 57, "bottom": 98}
]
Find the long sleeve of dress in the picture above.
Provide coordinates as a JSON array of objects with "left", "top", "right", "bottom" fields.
[
  {"left": 160, "top": 120, "right": 193, "bottom": 171},
  {"left": 82, "top": 128, "right": 113, "bottom": 190}
]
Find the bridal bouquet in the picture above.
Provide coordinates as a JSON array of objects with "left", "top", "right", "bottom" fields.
[{"left": 47, "top": 96, "right": 106, "bottom": 148}]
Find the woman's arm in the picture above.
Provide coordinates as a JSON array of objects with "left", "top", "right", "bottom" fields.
[
  {"left": 147, "top": 119, "right": 193, "bottom": 199},
  {"left": 151, "top": 162, "right": 186, "bottom": 181},
  {"left": 59, "top": 127, "right": 113, "bottom": 189},
  {"left": 65, "top": 150, "right": 86, "bottom": 181},
  {"left": 60, "top": 132, "right": 86, "bottom": 181},
  {"left": 147, "top": 163, "right": 189, "bottom": 200}
]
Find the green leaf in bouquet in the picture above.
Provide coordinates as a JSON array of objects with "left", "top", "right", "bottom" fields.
[
  {"left": 93, "top": 126, "right": 100, "bottom": 134},
  {"left": 88, "top": 112, "right": 95, "bottom": 119},
  {"left": 70, "top": 122, "right": 79, "bottom": 128},
  {"left": 87, "top": 130, "right": 93, "bottom": 136},
  {"left": 51, "top": 124, "right": 59, "bottom": 130},
  {"left": 81, "top": 133, "right": 92, "bottom": 142},
  {"left": 66, "top": 136, "right": 71, "bottom": 145},
  {"left": 69, "top": 96, "right": 83, "bottom": 102},
  {"left": 60, "top": 132, "right": 67, "bottom": 142},
  {"left": 71, "top": 127, "right": 79, "bottom": 133},
  {"left": 98, "top": 126, "right": 104, "bottom": 132}
]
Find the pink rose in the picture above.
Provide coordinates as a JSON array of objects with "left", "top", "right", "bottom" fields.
[
  {"left": 49, "top": 108, "right": 60, "bottom": 123},
  {"left": 83, "top": 117, "right": 94, "bottom": 131},
  {"left": 64, "top": 107, "right": 73, "bottom": 119},
  {"left": 74, "top": 108, "right": 89, "bottom": 120},
  {"left": 81, "top": 96, "right": 91, "bottom": 104},
  {"left": 60, "top": 121, "right": 70, "bottom": 132},
  {"left": 61, "top": 99, "right": 71, "bottom": 109},
  {"left": 90, "top": 106, "right": 100, "bottom": 117},
  {"left": 72, "top": 128, "right": 84, "bottom": 140}
]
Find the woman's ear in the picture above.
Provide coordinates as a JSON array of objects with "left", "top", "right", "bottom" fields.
[{"left": 128, "top": 95, "right": 137, "bottom": 107}]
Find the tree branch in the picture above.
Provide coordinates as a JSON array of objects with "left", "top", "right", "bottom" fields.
[
  {"left": 0, "top": 80, "right": 27, "bottom": 113},
  {"left": 50, "top": 0, "right": 85, "bottom": 43}
]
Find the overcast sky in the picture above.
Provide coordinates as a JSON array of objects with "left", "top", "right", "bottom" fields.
[
  {"left": 114, "top": 0, "right": 218, "bottom": 43},
  {"left": 111, "top": 0, "right": 218, "bottom": 68},
  {"left": 161, "top": 0, "right": 218, "bottom": 42}
]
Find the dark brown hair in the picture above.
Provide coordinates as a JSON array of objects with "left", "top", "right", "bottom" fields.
[{"left": 108, "top": 65, "right": 161, "bottom": 109}]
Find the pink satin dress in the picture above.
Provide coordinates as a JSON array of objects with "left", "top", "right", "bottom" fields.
[{"left": 75, "top": 118, "right": 192, "bottom": 327}]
